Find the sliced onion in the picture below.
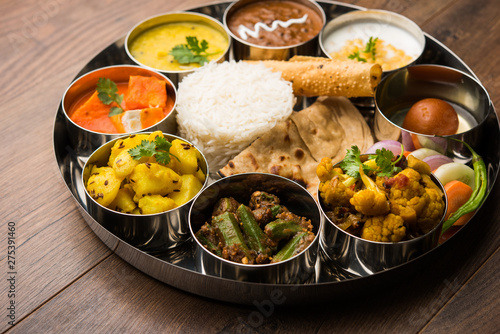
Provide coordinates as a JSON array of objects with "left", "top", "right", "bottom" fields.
[
  {"left": 408, "top": 148, "right": 442, "bottom": 161},
  {"left": 416, "top": 136, "right": 447, "bottom": 154},
  {"left": 432, "top": 162, "right": 475, "bottom": 189},
  {"left": 423, "top": 154, "right": 454, "bottom": 171},
  {"left": 365, "top": 140, "right": 403, "bottom": 156},
  {"left": 401, "top": 131, "right": 415, "bottom": 151}
]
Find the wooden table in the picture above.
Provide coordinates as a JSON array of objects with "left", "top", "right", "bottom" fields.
[{"left": 1, "top": 0, "right": 499, "bottom": 332}]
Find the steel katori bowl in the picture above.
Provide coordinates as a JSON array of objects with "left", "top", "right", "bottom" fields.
[
  {"left": 320, "top": 9, "right": 425, "bottom": 74},
  {"left": 82, "top": 132, "right": 209, "bottom": 254},
  {"left": 125, "top": 11, "right": 231, "bottom": 87},
  {"left": 223, "top": 0, "right": 326, "bottom": 61},
  {"left": 374, "top": 64, "right": 493, "bottom": 163},
  {"left": 189, "top": 173, "right": 323, "bottom": 284},
  {"left": 61, "top": 65, "right": 177, "bottom": 159},
  {"left": 318, "top": 155, "right": 448, "bottom": 277}
]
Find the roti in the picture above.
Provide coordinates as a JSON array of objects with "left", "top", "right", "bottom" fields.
[
  {"left": 290, "top": 96, "right": 374, "bottom": 162},
  {"left": 218, "top": 96, "right": 374, "bottom": 196}
]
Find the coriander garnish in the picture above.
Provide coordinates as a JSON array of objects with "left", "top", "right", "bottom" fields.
[
  {"left": 369, "top": 145, "right": 403, "bottom": 177},
  {"left": 169, "top": 36, "right": 219, "bottom": 65},
  {"left": 340, "top": 144, "right": 403, "bottom": 179},
  {"left": 363, "top": 36, "right": 378, "bottom": 61},
  {"left": 128, "top": 136, "right": 180, "bottom": 165},
  {"left": 348, "top": 50, "right": 367, "bottom": 62},
  {"left": 348, "top": 36, "right": 378, "bottom": 62},
  {"left": 339, "top": 146, "right": 366, "bottom": 178},
  {"left": 96, "top": 78, "right": 124, "bottom": 116}
]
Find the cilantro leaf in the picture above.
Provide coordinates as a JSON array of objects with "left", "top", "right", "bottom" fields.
[
  {"left": 169, "top": 36, "right": 219, "bottom": 65},
  {"left": 96, "top": 78, "right": 124, "bottom": 116},
  {"left": 155, "top": 136, "right": 171, "bottom": 150},
  {"left": 186, "top": 36, "right": 208, "bottom": 54},
  {"left": 340, "top": 144, "right": 404, "bottom": 179},
  {"left": 348, "top": 36, "right": 378, "bottom": 62},
  {"left": 97, "top": 91, "right": 114, "bottom": 105},
  {"left": 154, "top": 136, "right": 176, "bottom": 165},
  {"left": 348, "top": 51, "right": 366, "bottom": 62},
  {"left": 369, "top": 148, "right": 402, "bottom": 177},
  {"left": 127, "top": 137, "right": 180, "bottom": 165},
  {"left": 363, "top": 37, "right": 378, "bottom": 61},
  {"left": 108, "top": 107, "right": 123, "bottom": 117},
  {"left": 128, "top": 140, "right": 157, "bottom": 160},
  {"left": 340, "top": 146, "right": 366, "bottom": 178},
  {"left": 169, "top": 44, "right": 205, "bottom": 64}
]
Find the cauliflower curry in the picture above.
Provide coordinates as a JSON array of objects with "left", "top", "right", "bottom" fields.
[{"left": 317, "top": 146, "right": 445, "bottom": 242}]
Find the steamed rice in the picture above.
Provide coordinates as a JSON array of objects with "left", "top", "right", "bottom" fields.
[{"left": 176, "top": 61, "right": 295, "bottom": 171}]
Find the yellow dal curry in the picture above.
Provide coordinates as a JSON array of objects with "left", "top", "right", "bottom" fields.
[{"left": 129, "top": 21, "right": 229, "bottom": 71}]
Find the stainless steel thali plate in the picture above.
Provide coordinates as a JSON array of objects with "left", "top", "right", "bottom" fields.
[{"left": 53, "top": 1, "right": 500, "bottom": 305}]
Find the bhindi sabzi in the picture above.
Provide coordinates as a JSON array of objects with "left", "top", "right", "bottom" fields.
[{"left": 195, "top": 191, "right": 315, "bottom": 264}]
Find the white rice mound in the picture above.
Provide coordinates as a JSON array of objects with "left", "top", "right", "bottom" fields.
[{"left": 176, "top": 60, "right": 296, "bottom": 171}]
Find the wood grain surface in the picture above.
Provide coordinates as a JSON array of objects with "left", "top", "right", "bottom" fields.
[{"left": 0, "top": 0, "right": 499, "bottom": 333}]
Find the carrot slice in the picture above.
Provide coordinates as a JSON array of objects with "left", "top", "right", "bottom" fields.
[
  {"left": 109, "top": 113, "right": 126, "bottom": 133},
  {"left": 411, "top": 134, "right": 422, "bottom": 150},
  {"left": 141, "top": 107, "right": 165, "bottom": 129},
  {"left": 443, "top": 180, "right": 475, "bottom": 226},
  {"left": 70, "top": 91, "right": 118, "bottom": 133},
  {"left": 124, "top": 76, "right": 167, "bottom": 110}
]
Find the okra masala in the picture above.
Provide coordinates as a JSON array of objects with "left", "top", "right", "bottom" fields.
[{"left": 195, "top": 191, "right": 315, "bottom": 264}]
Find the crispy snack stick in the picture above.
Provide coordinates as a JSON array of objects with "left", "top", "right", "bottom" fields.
[{"left": 246, "top": 56, "right": 382, "bottom": 97}]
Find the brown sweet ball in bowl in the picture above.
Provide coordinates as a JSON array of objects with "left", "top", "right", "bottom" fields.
[{"left": 402, "top": 98, "right": 459, "bottom": 136}]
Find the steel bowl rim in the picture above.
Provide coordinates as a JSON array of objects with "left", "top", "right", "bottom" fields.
[
  {"left": 124, "top": 11, "right": 231, "bottom": 75},
  {"left": 82, "top": 131, "right": 210, "bottom": 218},
  {"left": 319, "top": 8, "right": 426, "bottom": 73},
  {"left": 374, "top": 63, "right": 493, "bottom": 137},
  {"left": 223, "top": 0, "right": 326, "bottom": 50},
  {"left": 317, "top": 156, "right": 448, "bottom": 246},
  {"left": 61, "top": 64, "right": 177, "bottom": 135},
  {"left": 188, "top": 172, "right": 324, "bottom": 268}
]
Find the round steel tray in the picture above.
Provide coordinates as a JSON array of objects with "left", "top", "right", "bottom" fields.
[{"left": 53, "top": 1, "right": 500, "bottom": 305}]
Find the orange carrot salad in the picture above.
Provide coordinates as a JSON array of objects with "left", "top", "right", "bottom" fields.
[
  {"left": 69, "top": 75, "right": 171, "bottom": 133},
  {"left": 443, "top": 180, "right": 475, "bottom": 226}
]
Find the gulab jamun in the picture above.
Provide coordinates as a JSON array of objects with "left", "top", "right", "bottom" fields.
[{"left": 402, "top": 98, "right": 459, "bottom": 135}]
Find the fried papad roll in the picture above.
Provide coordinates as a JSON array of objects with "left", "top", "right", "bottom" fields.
[{"left": 246, "top": 56, "right": 382, "bottom": 97}]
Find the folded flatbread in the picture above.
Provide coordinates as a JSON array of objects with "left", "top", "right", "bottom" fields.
[
  {"left": 219, "top": 119, "right": 318, "bottom": 192},
  {"left": 219, "top": 96, "right": 374, "bottom": 196}
]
